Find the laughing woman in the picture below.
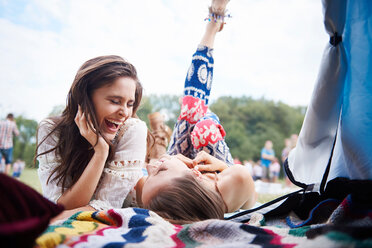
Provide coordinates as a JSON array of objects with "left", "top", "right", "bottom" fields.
[{"left": 36, "top": 55, "right": 148, "bottom": 211}]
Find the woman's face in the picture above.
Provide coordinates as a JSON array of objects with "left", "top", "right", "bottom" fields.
[
  {"left": 141, "top": 155, "right": 217, "bottom": 206},
  {"left": 91, "top": 77, "right": 136, "bottom": 141},
  {"left": 142, "top": 155, "right": 256, "bottom": 213}
]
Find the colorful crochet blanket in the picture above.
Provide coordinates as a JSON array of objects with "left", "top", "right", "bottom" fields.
[{"left": 35, "top": 194, "right": 371, "bottom": 248}]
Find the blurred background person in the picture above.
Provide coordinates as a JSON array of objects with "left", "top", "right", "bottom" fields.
[
  {"left": 290, "top": 134, "right": 298, "bottom": 149},
  {"left": 260, "top": 140, "right": 275, "bottom": 182},
  {"left": 233, "top": 157, "right": 242, "bottom": 165},
  {"left": 0, "top": 113, "right": 19, "bottom": 175},
  {"left": 269, "top": 157, "right": 280, "bottom": 183},
  {"left": 12, "top": 159, "right": 25, "bottom": 179},
  {"left": 252, "top": 161, "right": 263, "bottom": 181},
  {"left": 281, "top": 138, "right": 291, "bottom": 163},
  {"left": 243, "top": 159, "right": 253, "bottom": 176}
]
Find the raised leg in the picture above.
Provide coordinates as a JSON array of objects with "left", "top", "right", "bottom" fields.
[{"left": 167, "top": 0, "right": 233, "bottom": 165}]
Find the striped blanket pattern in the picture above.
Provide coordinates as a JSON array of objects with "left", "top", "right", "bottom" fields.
[{"left": 35, "top": 194, "right": 372, "bottom": 248}]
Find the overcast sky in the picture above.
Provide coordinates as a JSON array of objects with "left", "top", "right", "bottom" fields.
[{"left": 0, "top": 0, "right": 328, "bottom": 122}]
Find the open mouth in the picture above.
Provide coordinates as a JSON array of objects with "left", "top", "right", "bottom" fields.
[{"left": 104, "top": 118, "right": 123, "bottom": 133}]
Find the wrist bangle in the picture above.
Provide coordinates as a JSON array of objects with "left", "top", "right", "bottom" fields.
[{"left": 204, "top": 6, "right": 232, "bottom": 24}]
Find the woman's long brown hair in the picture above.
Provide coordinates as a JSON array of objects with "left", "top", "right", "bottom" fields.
[
  {"left": 35, "top": 55, "right": 143, "bottom": 192},
  {"left": 144, "top": 174, "right": 225, "bottom": 224}
]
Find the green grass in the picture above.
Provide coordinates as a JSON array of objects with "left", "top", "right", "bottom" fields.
[
  {"left": 257, "top": 193, "right": 281, "bottom": 204},
  {"left": 19, "top": 167, "right": 42, "bottom": 193}
]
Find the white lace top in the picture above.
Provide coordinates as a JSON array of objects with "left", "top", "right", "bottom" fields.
[{"left": 37, "top": 118, "right": 147, "bottom": 211}]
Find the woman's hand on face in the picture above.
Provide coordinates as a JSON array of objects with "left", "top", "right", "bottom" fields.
[
  {"left": 157, "top": 154, "right": 194, "bottom": 168},
  {"left": 74, "top": 106, "right": 109, "bottom": 155},
  {"left": 175, "top": 154, "right": 194, "bottom": 168},
  {"left": 192, "top": 151, "right": 228, "bottom": 172}
]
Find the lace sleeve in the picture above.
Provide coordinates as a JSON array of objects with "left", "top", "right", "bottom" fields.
[
  {"left": 90, "top": 118, "right": 147, "bottom": 210},
  {"left": 36, "top": 119, "right": 63, "bottom": 203}
]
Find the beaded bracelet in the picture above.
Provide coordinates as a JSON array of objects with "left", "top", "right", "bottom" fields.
[{"left": 204, "top": 6, "right": 232, "bottom": 24}]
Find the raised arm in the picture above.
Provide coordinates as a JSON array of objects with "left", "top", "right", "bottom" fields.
[
  {"left": 218, "top": 164, "right": 256, "bottom": 211},
  {"left": 193, "top": 151, "right": 256, "bottom": 211},
  {"left": 56, "top": 107, "right": 109, "bottom": 209},
  {"left": 200, "top": 0, "right": 230, "bottom": 48}
]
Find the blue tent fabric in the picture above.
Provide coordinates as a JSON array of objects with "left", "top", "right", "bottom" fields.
[
  {"left": 288, "top": 0, "right": 372, "bottom": 188},
  {"left": 330, "top": 0, "right": 372, "bottom": 180}
]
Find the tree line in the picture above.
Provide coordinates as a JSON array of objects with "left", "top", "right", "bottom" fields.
[
  {"left": 12, "top": 94, "right": 305, "bottom": 167},
  {"left": 138, "top": 94, "right": 305, "bottom": 162}
]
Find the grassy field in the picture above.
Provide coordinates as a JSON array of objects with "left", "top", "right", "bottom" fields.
[
  {"left": 19, "top": 167, "right": 42, "bottom": 193},
  {"left": 17, "top": 168, "right": 281, "bottom": 204}
]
